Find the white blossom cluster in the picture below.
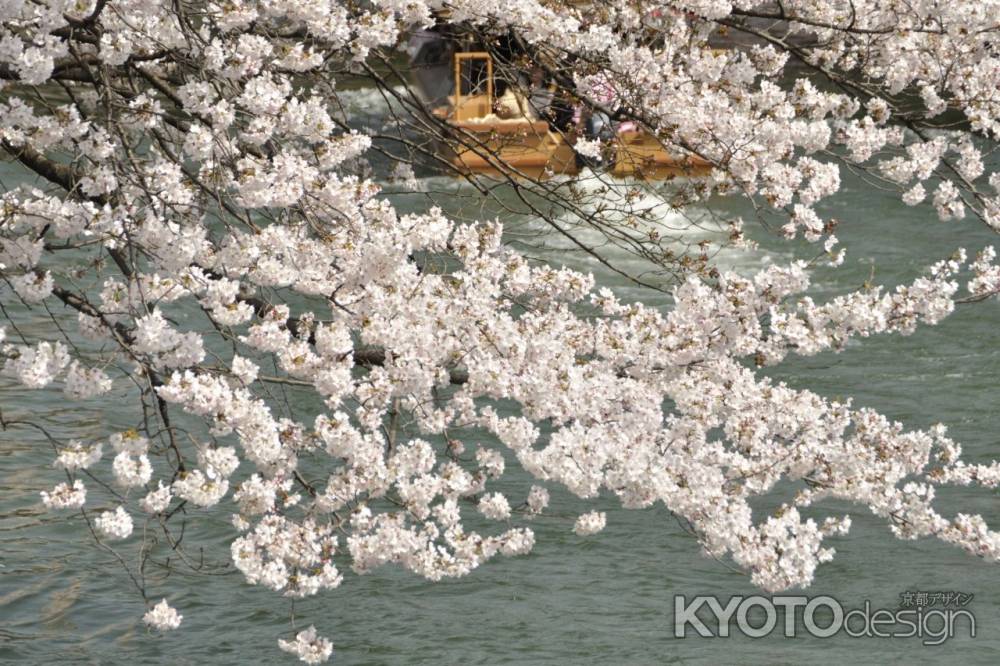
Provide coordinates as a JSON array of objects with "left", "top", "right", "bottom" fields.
[
  {"left": 278, "top": 627, "right": 333, "bottom": 665},
  {"left": 143, "top": 599, "right": 182, "bottom": 631},
  {"left": 95, "top": 506, "right": 134, "bottom": 541},
  {"left": 573, "top": 511, "right": 607, "bottom": 536},
  {"left": 40, "top": 480, "right": 87, "bottom": 510},
  {"left": 232, "top": 515, "right": 343, "bottom": 598}
]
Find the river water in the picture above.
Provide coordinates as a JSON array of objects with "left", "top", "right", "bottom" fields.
[{"left": 1, "top": 88, "right": 999, "bottom": 664}]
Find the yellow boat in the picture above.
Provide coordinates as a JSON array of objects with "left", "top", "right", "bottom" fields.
[
  {"left": 430, "top": 52, "right": 578, "bottom": 179},
  {"left": 427, "top": 51, "right": 711, "bottom": 180}
]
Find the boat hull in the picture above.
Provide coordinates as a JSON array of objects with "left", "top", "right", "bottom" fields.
[{"left": 611, "top": 132, "right": 712, "bottom": 179}]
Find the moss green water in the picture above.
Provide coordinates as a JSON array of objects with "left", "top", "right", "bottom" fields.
[{"left": 2, "top": 92, "right": 999, "bottom": 664}]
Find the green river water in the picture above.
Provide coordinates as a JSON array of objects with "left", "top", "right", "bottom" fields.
[{"left": 1, "top": 87, "right": 999, "bottom": 664}]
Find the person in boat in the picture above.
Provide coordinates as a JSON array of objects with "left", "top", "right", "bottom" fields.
[
  {"left": 494, "top": 88, "right": 534, "bottom": 121},
  {"left": 493, "top": 65, "right": 559, "bottom": 125},
  {"left": 526, "top": 66, "right": 554, "bottom": 119},
  {"left": 520, "top": 65, "right": 577, "bottom": 132}
]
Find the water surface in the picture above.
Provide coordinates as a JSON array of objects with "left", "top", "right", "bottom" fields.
[{"left": 1, "top": 106, "right": 999, "bottom": 664}]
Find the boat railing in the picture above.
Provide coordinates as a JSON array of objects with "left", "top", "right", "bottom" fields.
[{"left": 452, "top": 51, "right": 493, "bottom": 121}]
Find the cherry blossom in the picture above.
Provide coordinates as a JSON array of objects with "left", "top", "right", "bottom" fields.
[
  {"left": 143, "top": 599, "right": 183, "bottom": 631},
  {"left": 95, "top": 506, "right": 134, "bottom": 541},
  {"left": 573, "top": 511, "right": 608, "bottom": 536},
  {"left": 55, "top": 440, "right": 102, "bottom": 472},
  {"left": 5, "top": 0, "right": 1000, "bottom": 661},
  {"left": 40, "top": 480, "right": 87, "bottom": 510},
  {"left": 277, "top": 627, "right": 333, "bottom": 665},
  {"left": 140, "top": 482, "right": 173, "bottom": 514}
]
